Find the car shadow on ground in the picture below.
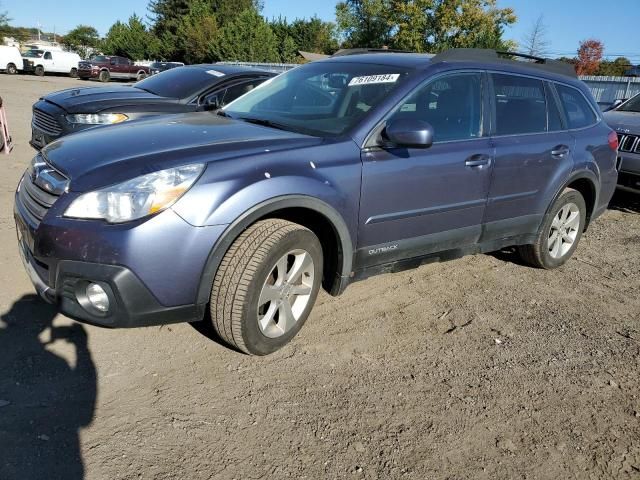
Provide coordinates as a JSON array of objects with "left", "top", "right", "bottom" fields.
[
  {"left": 0, "top": 295, "right": 96, "bottom": 480},
  {"left": 609, "top": 190, "right": 640, "bottom": 214}
]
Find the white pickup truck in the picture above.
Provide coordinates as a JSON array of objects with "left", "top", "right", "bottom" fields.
[{"left": 22, "top": 49, "right": 81, "bottom": 77}]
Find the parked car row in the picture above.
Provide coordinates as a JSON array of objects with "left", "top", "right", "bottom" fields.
[
  {"left": 12, "top": 49, "right": 629, "bottom": 356},
  {"left": 0, "top": 45, "right": 182, "bottom": 82}
]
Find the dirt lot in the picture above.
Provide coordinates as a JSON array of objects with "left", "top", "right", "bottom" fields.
[{"left": 0, "top": 74, "right": 639, "bottom": 480}]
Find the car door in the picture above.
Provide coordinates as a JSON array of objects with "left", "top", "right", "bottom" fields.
[
  {"left": 43, "top": 51, "right": 53, "bottom": 70},
  {"left": 483, "top": 73, "right": 575, "bottom": 241},
  {"left": 357, "top": 71, "right": 494, "bottom": 269}
]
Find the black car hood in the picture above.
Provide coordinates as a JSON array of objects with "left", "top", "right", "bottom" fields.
[
  {"left": 43, "top": 85, "right": 178, "bottom": 113},
  {"left": 43, "top": 113, "right": 322, "bottom": 191},
  {"left": 603, "top": 110, "right": 640, "bottom": 132}
]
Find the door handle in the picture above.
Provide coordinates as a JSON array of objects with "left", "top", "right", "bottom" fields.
[
  {"left": 465, "top": 154, "right": 492, "bottom": 167},
  {"left": 551, "top": 145, "right": 570, "bottom": 158}
]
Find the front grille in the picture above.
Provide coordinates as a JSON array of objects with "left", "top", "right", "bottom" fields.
[
  {"left": 32, "top": 108, "right": 62, "bottom": 136},
  {"left": 617, "top": 133, "right": 640, "bottom": 153},
  {"left": 16, "top": 161, "right": 66, "bottom": 227}
]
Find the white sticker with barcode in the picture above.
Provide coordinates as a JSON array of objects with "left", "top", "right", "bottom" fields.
[
  {"left": 348, "top": 74, "right": 400, "bottom": 86},
  {"left": 206, "top": 69, "right": 226, "bottom": 77}
]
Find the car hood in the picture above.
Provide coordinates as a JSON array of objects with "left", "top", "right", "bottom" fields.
[
  {"left": 603, "top": 110, "right": 640, "bottom": 132},
  {"left": 43, "top": 112, "right": 322, "bottom": 192},
  {"left": 42, "top": 85, "right": 176, "bottom": 113}
]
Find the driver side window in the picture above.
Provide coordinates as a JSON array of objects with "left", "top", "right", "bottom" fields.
[
  {"left": 44, "top": 52, "right": 52, "bottom": 60},
  {"left": 389, "top": 73, "right": 483, "bottom": 142}
]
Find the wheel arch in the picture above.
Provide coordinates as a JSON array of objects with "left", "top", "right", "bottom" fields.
[
  {"left": 548, "top": 169, "right": 599, "bottom": 230},
  {"left": 196, "top": 195, "right": 354, "bottom": 305}
]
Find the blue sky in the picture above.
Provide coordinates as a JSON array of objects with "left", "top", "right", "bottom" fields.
[{"left": 2, "top": 0, "right": 639, "bottom": 61}]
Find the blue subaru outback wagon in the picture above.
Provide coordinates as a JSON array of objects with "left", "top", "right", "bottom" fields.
[{"left": 15, "top": 49, "right": 619, "bottom": 355}]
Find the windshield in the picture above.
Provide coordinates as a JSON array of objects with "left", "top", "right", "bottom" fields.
[
  {"left": 223, "top": 62, "right": 412, "bottom": 136},
  {"left": 23, "top": 50, "right": 44, "bottom": 58},
  {"left": 135, "top": 66, "right": 223, "bottom": 99},
  {"left": 619, "top": 93, "right": 640, "bottom": 113}
]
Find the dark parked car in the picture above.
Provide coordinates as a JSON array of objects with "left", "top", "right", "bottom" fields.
[
  {"left": 30, "top": 64, "right": 276, "bottom": 149},
  {"left": 78, "top": 55, "right": 150, "bottom": 82},
  {"left": 15, "top": 49, "right": 618, "bottom": 355},
  {"left": 604, "top": 93, "right": 640, "bottom": 192},
  {"left": 150, "top": 61, "right": 184, "bottom": 75}
]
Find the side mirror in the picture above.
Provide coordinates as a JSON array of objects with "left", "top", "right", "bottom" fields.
[
  {"left": 610, "top": 99, "right": 625, "bottom": 110},
  {"left": 383, "top": 118, "right": 434, "bottom": 148},
  {"left": 204, "top": 95, "right": 222, "bottom": 111}
]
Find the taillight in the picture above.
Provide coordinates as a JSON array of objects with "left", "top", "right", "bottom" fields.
[{"left": 608, "top": 131, "right": 619, "bottom": 151}]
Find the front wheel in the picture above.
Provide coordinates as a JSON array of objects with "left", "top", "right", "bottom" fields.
[
  {"left": 34, "top": 65, "right": 45, "bottom": 76},
  {"left": 210, "top": 219, "right": 323, "bottom": 355},
  {"left": 136, "top": 72, "right": 147, "bottom": 81},
  {"left": 99, "top": 70, "right": 110, "bottom": 83},
  {"left": 518, "top": 188, "right": 586, "bottom": 269}
]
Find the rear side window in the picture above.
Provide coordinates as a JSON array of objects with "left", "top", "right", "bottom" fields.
[
  {"left": 492, "top": 74, "right": 546, "bottom": 135},
  {"left": 390, "top": 72, "right": 483, "bottom": 142},
  {"left": 556, "top": 84, "right": 597, "bottom": 129}
]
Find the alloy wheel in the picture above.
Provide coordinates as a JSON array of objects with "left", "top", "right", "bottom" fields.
[
  {"left": 548, "top": 202, "right": 580, "bottom": 259},
  {"left": 257, "top": 249, "right": 314, "bottom": 338}
]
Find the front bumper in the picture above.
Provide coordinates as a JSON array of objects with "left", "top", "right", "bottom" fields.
[
  {"left": 617, "top": 151, "right": 640, "bottom": 193},
  {"left": 17, "top": 237, "right": 205, "bottom": 327},
  {"left": 15, "top": 178, "right": 226, "bottom": 328}
]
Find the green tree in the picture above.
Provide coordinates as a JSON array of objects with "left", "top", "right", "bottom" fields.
[
  {"left": 103, "top": 14, "right": 159, "bottom": 60},
  {"left": 62, "top": 25, "right": 100, "bottom": 59},
  {"left": 336, "top": 0, "right": 394, "bottom": 48},
  {"left": 213, "top": 9, "right": 279, "bottom": 62},
  {"left": 148, "top": 0, "right": 259, "bottom": 60},
  {"left": 176, "top": 0, "right": 219, "bottom": 64},
  {"left": 336, "top": 0, "right": 516, "bottom": 53},
  {"left": 289, "top": 17, "right": 340, "bottom": 54},
  {"left": 596, "top": 57, "right": 632, "bottom": 77}
]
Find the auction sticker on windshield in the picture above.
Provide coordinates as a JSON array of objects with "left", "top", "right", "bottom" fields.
[
  {"left": 206, "top": 70, "right": 226, "bottom": 77},
  {"left": 348, "top": 74, "right": 400, "bottom": 86}
]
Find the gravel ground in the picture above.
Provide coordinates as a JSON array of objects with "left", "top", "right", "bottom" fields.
[{"left": 0, "top": 74, "right": 639, "bottom": 480}]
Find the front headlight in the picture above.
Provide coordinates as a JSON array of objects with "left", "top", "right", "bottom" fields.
[
  {"left": 64, "top": 164, "right": 205, "bottom": 223},
  {"left": 66, "top": 113, "right": 129, "bottom": 125}
]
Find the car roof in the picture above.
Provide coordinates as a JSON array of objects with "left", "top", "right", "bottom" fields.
[{"left": 189, "top": 64, "right": 276, "bottom": 76}]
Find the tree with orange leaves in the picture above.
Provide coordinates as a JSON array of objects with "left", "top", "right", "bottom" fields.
[{"left": 576, "top": 39, "right": 604, "bottom": 76}]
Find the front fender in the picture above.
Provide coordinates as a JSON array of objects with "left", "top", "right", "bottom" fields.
[{"left": 192, "top": 194, "right": 355, "bottom": 305}]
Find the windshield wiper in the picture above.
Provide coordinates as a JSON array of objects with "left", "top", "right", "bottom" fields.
[{"left": 235, "top": 116, "right": 291, "bottom": 132}]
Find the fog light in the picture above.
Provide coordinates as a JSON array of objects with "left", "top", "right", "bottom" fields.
[{"left": 86, "top": 283, "right": 110, "bottom": 312}]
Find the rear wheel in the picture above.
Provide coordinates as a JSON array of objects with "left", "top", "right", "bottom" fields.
[
  {"left": 34, "top": 65, "right": 45, "bottom": 76},
  {"left": 518, "top": 188, "right": 586, "bottom": 269},
  {"left": 6, "top": 63, "right": 17, "bottom": 75},
  {"left": 99, "top": 70, "right": 110, "bottom": 83},
  {"left": 210, "top": 219, "right": 323, "bottom": 355},
  {"left": 69, "top": 68, "right": 78, "bottom": 78}
]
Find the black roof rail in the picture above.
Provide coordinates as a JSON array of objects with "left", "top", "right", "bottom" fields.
[
  {"left": 331, "top": 48, "right": 414, "bottom": 57},
  {"left": 431, "top": 48, "right": 577, "bottom": 78}
]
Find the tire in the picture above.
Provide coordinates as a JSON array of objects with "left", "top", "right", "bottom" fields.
[
  {"left": 210, "top": 219, "right": 323, "bottom": 355},
  {"left": 136, "top": 72, "right": 147, "bottom": 81},
  {"left": 6, "top": 63, "right": 17, "bottom": 75},
  {"left": 518, "top": 188, "right": 586, "bottom": 269},
  {"left": 70, "top": 68, "right": 78, "bottom": 78},
  {"left": 99, "top": 70, "right": 110, "bottom": 83},
  {"left": 34, "top": 65, "right": 45, "bottom": 76}
]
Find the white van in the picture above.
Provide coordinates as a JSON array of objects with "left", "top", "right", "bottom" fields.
[
  {"left": 0, "top": 46, "right": 23, "bottom": 75},
  {"left": 22, "top": 49, "right": 82, "bottom": 77}
]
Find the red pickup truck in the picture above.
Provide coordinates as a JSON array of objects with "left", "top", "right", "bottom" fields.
[{"left": 78, "top": 55, "right": 150, "bottom": 82}]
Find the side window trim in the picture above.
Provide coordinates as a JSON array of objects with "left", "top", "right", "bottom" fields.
[
  {"left": 363, "top": 69, "right": 487, "bottom": 148},
  {"left": 545, "top": 81, "right": 568, "bottom": 131},
  {"left": 489, "top": 71, "right": 549, "bottom": 137},
  {"left": 552, "top": 81, "right": 601, "bottom": 131}
]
